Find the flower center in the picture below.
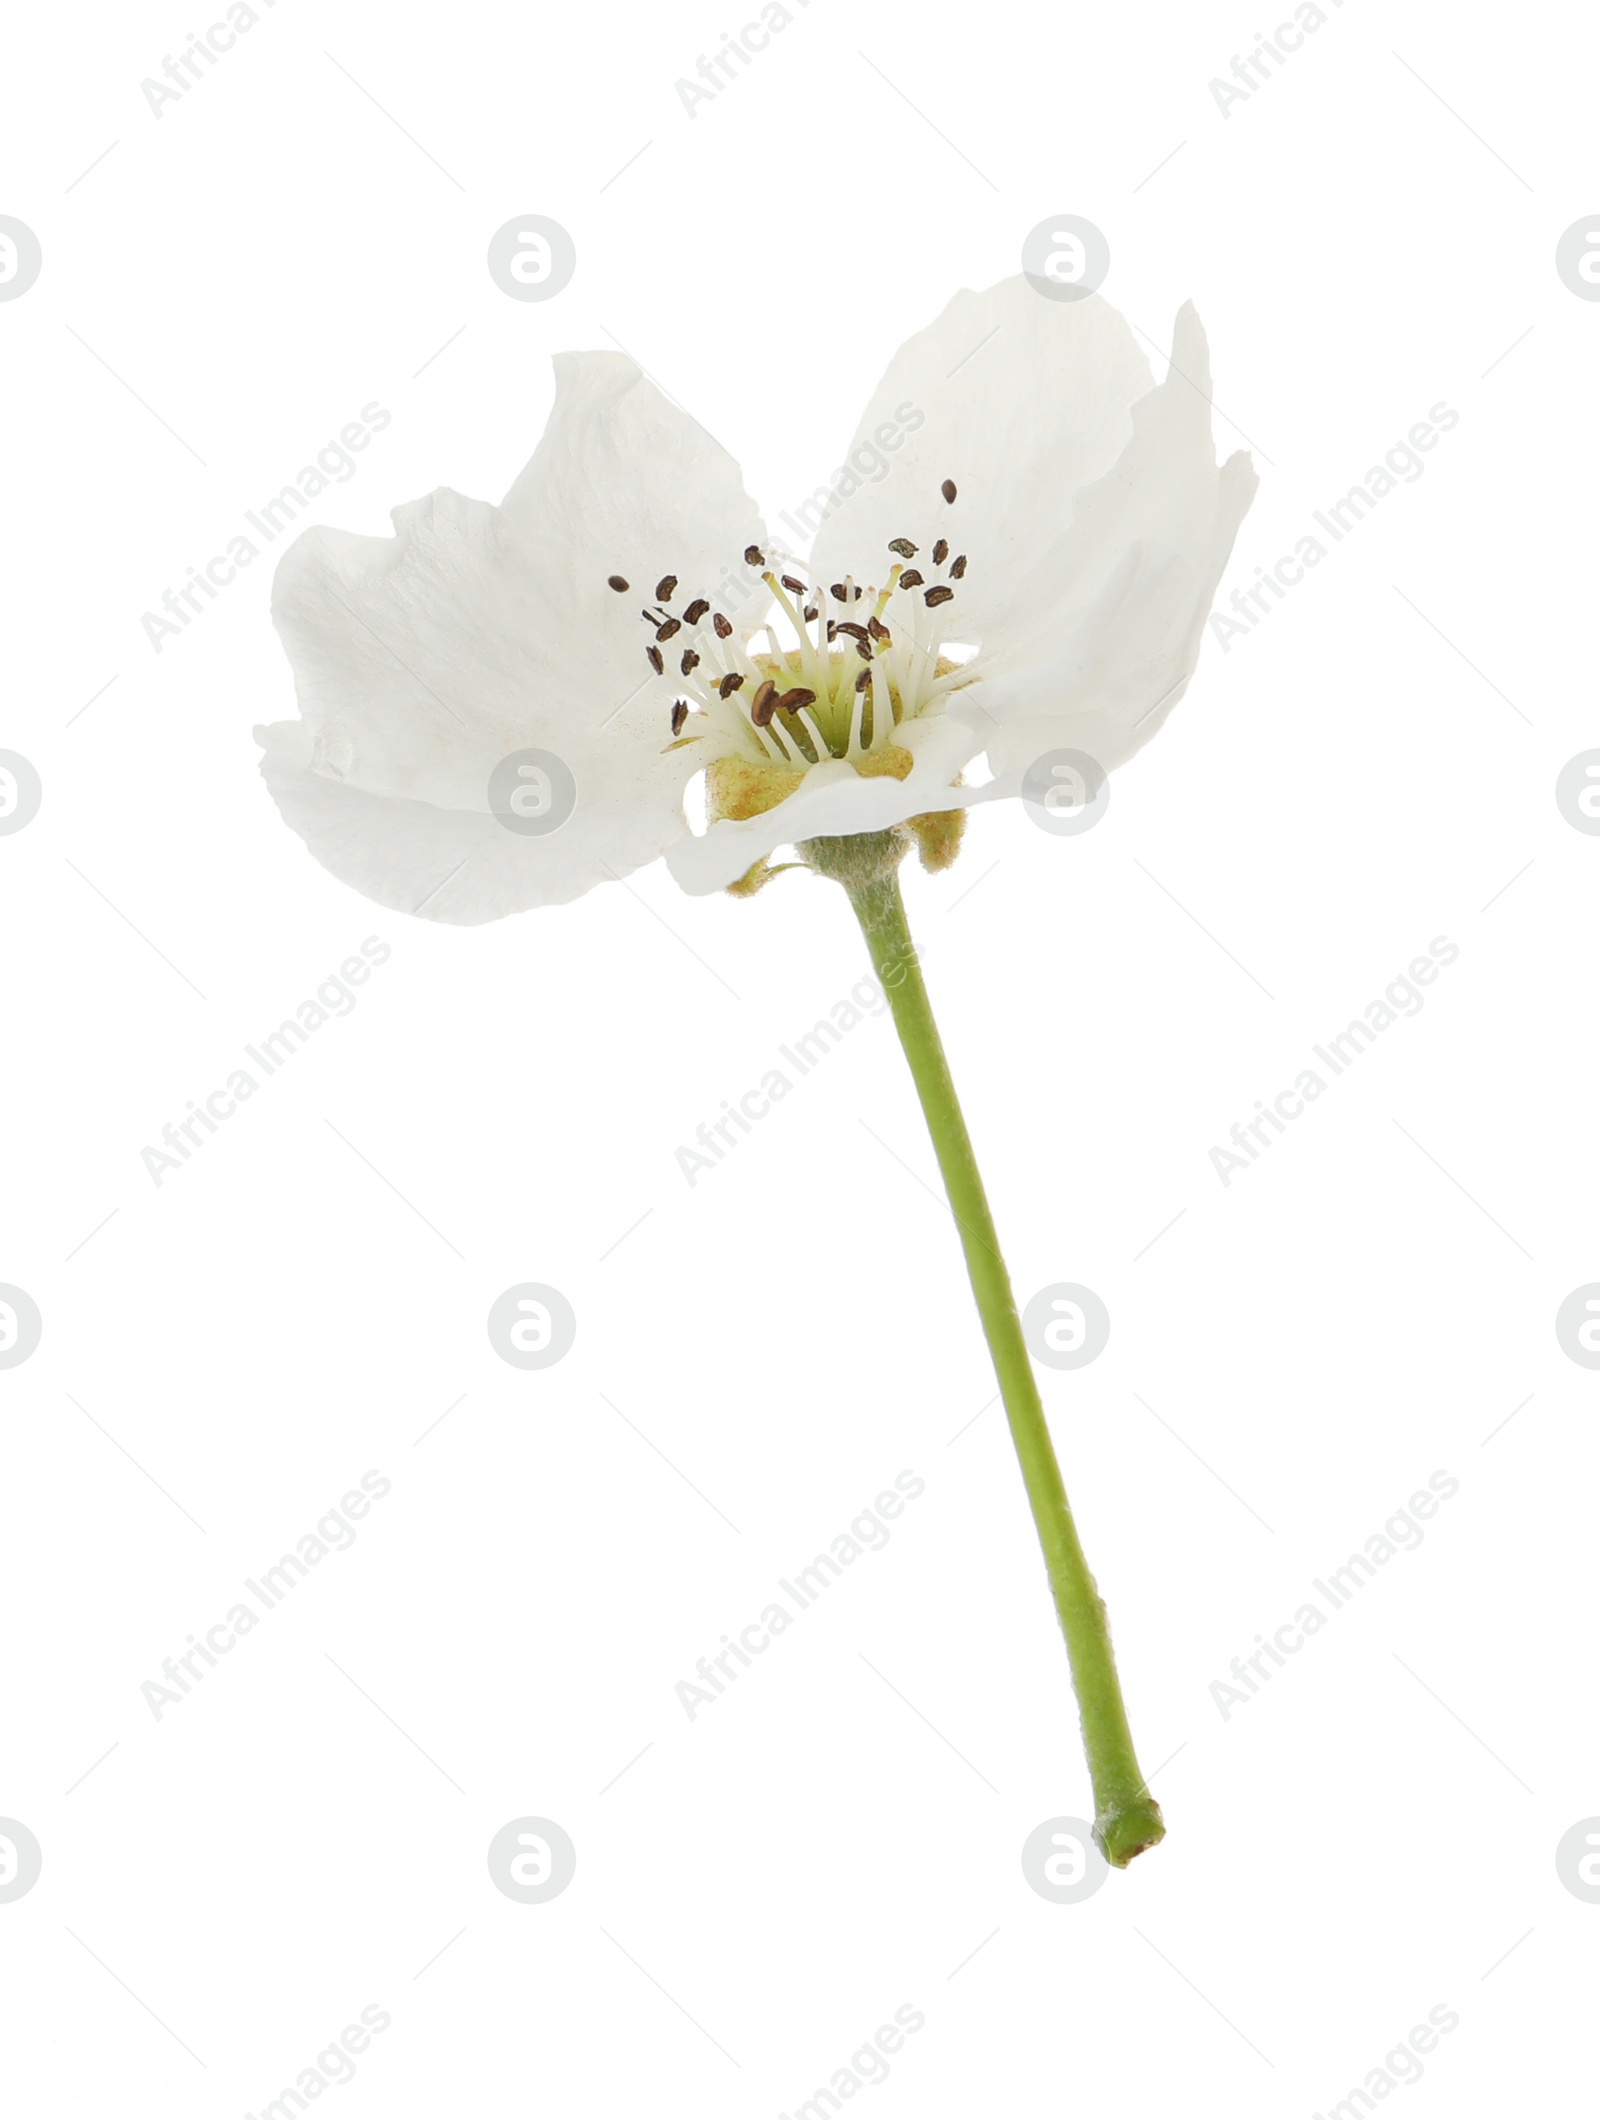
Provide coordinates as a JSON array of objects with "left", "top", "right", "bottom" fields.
[{"left": 605, "top": 480, "right": 973, "bottom": 768}]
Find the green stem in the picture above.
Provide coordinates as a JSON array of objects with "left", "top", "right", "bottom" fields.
[{"left": 839, "top": 855, "right": 1164, "bottom": 1867}]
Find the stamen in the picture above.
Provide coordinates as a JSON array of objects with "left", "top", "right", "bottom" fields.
[
  {"left": 941, "top": 479, "right": 957, "bottom": 504},
  {"left": 789, "top": 705, "right": 830, "bottom": 763},
  {"left": 655, "top": 618, "right": 681, "bottom": 641},
  {"left": 607, "top": 575, "right": 629, "bottom": 592},
  {"left": 656, "top": 574, "right": 678, "bottom": 601},
  {"left": 761, "top": 572, "right": 828, "bottom": 695},
  {"left": 647, "top": 645, "right": 664, "bottom": 674},
  {"left": 685, "top": 514, "right": 978, "bottom": 772},
  {"left": 867, "top": 661, "right": 893, "bottom": 750},
  {"left": 670, "top": 700, "right": 689, "bottom": 736},
  {"left": 847, "top": 666, "right": 869, "bottom": 755}
]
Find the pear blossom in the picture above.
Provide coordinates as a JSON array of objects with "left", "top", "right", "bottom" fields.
[
  {"left": 254, "top": 272, "right": 1259, "bottom": 1865},
  {"left": 258, "top": 276, "right": 1255, "bottom": 922}
]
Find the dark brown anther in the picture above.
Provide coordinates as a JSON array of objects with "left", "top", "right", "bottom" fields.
[
  {"left": 780, "top": 574, "right": 806, "bottom": 594},
  {"left": 856, "top": 638, "right": 873, "bottom": 662},
  {"left": 949, "top": 554, "right": 967, "bottom": 579},
  {"left": 719, "top": 672, "right": 745, "bottom": 698},
  {"left": 855, "top": 667, "right": 872, "bottom": 693},
  {"left": 656, "top": 574, "right": 678, "bottom": 601},
  {"left": 940, "top": 479, "right": 957, "bottom": 504},
  {"left": 932, "top": 539, "right": 948, "bottom": 565},
  {"left": 608, "top": 574, "right": 630, "bottom": 592},
  {"left": 837, "top": 621, "right": 869, "bottom": 641},
  {"left": 830, "top": 583, "right": 849, "bottom": 603},
  {"left": 683, "top": 598, "right": 711, "bottom": 625},
  {"left": 647, "top": 644, "right": 664, "bottom": 674},
  {"left": 776, "top": 687, "right": 817, "bottom": 713},
  {"left": 713, "top": 612, "right": 733, "bottom": 638},
  {"left": 656, "top": 617, "right": 681, "bottom": 642},
  {"left": 750, "top": 678, "right": 778, "bottom": 726},
  {"left": 803, "top": 606, "right": 818, "bottom": 623},
  {"left": 923, "top": 584, "right": 955, "bottom": 608},
  {"left": 867, "top": 616, "right": 890, "bottom": 641},
  {"left": 888, "top": 537, "right": 917, "bottom": 558},
  {"left": 671, "top": 699, "right": 689, "bottom": 735},
  {"left": 899, "top": 570, "right": 924, "bottom": 589},
  {"left": 744, "top": 545, "right": 765, "bottom": 566},
  {"left": 681, "top": 649, "right": 700, "bottom": 674}
]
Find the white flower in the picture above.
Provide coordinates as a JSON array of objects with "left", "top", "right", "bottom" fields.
[{"left": 258, "top": 276, "right": 1255, "bottom": 923}]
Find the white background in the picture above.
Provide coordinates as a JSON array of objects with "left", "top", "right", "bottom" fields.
[{"left": 2, "top": 1, "right": 1596, "bottom": 2113}]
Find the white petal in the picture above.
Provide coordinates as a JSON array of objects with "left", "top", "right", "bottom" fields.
[
  {"left": 665, "top": 709, "right": 986, "bottom": 897},
  {"left": 258, "top": 720, "right": 602, "bottom": 925},
  {"left": 809, "top": 276, "right": 1156, "bottom": 649},
  {"left": 259, "top": 354, "right": 767, "bottom": 921},
  {"left": 500, "top": 353, "right": 771, "bottom": 630},
  {"left": 969, "top": 306, "right": 1257, "bottom": 787}
]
